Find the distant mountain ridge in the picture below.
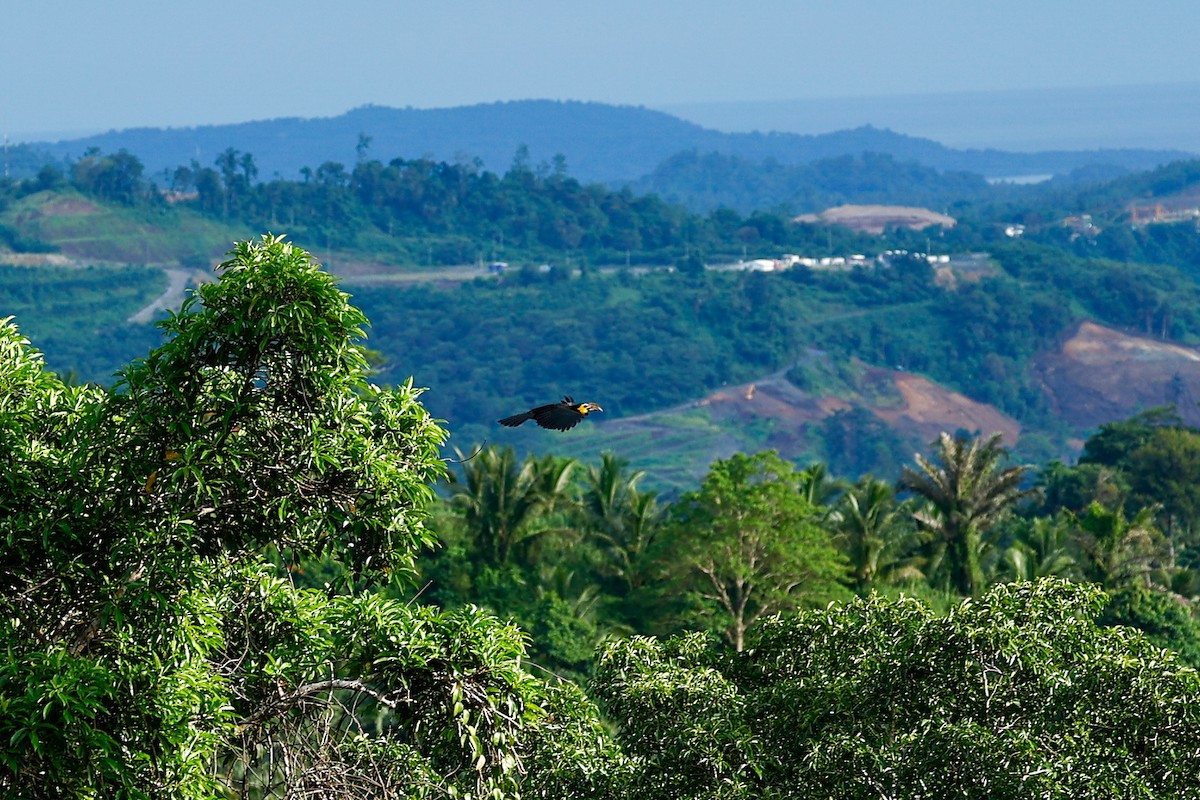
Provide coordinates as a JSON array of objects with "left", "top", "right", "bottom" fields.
[
  {"left": 630, "top": 150, "right": 996, "bottom": 214},
  {"left": 24, "top": 100, "right": 1191, "bottom": 185}
]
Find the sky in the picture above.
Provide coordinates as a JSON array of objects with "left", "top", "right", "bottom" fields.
[{"left": 6, "top": 0, "right": 1200, "bottom": 145}]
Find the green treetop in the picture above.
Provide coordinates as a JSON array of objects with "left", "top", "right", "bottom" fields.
[{"left": 0, "top": 236, "right": 596, "bottom": 799}]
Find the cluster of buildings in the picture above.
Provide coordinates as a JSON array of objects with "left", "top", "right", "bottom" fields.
[
  {"left": 1128, "top": 203, "right": 1200, "bottom": 227},
  {"left": 734, "top": 250, "right": 952, "bottom": 272}
]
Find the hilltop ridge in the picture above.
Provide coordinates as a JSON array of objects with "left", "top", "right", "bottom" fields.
[{"left": 19, "top": 100, "right": 1190, "bottom": 186}]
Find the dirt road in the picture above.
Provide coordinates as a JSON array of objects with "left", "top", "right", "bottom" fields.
[{"left": 127, "top": 267, "right": 197, "bottom": 324}]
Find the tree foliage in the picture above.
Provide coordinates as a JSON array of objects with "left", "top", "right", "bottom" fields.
[
  {"left": 659, "top": 451, "right": 850, "bottom": 650},
  {"left": 0, "top": 236, "right": 580, "bottom": 798},
  {"left": 584, "top": 579, "right": 1200, "bottom": 800}
]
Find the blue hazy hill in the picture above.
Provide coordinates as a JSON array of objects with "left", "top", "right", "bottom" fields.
[{"left": 22, "top": 99, "right": 1191, "bottom": 185}]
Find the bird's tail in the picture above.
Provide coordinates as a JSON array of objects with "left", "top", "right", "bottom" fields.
[{"left": 497, "top": 412, "right": 533, "bottom": 427}]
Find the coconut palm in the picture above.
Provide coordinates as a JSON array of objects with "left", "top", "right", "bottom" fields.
[
  {"left": 898, "top": 432, "right": 1035, "bottom": 597},
  {"left": 835, "top": 475, "right": 927, "bottom": 593},
  {"left": 1072, "top": 502, "right": 1169, "bottom": 589},
  {"left": 1002, "top": 515, "right": 1080, "bottom": 583},
  {"left": 447, "top": 445, "right": 577, "bottom": 566},
  {"left": 798, "top": 461, "right": 846, "bottom": 512},
  {"left": 581, "top": 453, "right": 662, "bottom": 596}
]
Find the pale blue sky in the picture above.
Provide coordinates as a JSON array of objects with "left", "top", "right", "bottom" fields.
[{"left": 5, "top": 0, "right": 1200, "bottom": 141}]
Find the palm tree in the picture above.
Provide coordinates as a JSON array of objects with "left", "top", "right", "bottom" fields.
[
  {"left": 797, "top": 462, "right": 846, "bottom": 512},
  {"left": 898, "top": 432, "right": 1034, "bottom": 597},
  {"left": 834, "top": 475, "right": 927, "bottom": 593},
  {"left": 1003, "top": 515, "right": 1079, "bottom": 583},
  {"left": 1071, "top": 502, "right": 1168, "bottom": 589},
  {"left": 581, "top": 453, "right": 662, "bottom": 596},
  {"left": 447, "top": 446, "right": 577, "bottom": 567}
]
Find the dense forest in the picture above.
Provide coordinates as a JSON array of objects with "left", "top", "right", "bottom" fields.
[
  {"left": 632, "top": 149, "right": 997, "bottom": 213},
  {"left": 5, "top": 237, "right": 1200, "bottom": 797}
]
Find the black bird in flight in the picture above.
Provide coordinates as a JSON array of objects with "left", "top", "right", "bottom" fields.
[{"left": 498, "top": 395, "right": 603, "bottom": 431}]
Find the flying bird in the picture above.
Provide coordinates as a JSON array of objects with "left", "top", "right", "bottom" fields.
[{"left": 498, "top": 395, "right": 603, "bottom": 431}]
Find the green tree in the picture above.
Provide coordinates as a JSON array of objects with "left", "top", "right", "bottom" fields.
[
  {"left": 898, "top": 432, "right": 1034, "bottom": 596},
  {"left": 0, "top": 236, "right": 581, "bottom": 798},
  {"left": 1034, "top": 459, "right": 1128, "bottom": 515},
  {"left": 661, "top": 451, "right": 849, "bottom": 651},
  {"left": 69, "top": 147, "right": 147, "bottom": 205},
  {"left": 1126, "top": 425, "right": 1200, "bottom": 540},
  {"left": 586, "top": 579, "right": 1200, "bottom": 799},
  {"left": 1078, "top": 405, "right": 1182, "bottom": 469}
]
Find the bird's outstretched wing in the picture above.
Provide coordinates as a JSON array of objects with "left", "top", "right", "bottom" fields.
[{"left": 531, "top": 402, "right": 586, "bottom": 431}]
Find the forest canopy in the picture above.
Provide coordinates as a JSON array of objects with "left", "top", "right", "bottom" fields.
[{"left": 5, "top": 237, "right": 1200, "bottom": 798}]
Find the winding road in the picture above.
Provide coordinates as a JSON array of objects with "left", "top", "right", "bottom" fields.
[{"left": 127, "top": 267, "right": 200, "bottom": 324}]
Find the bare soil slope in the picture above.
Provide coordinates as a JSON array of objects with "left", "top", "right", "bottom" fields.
[
  {"left": 601, "top": 364, "right": 1022, "bottom": 466},
  {"left": 1034, "top": 321, "right": 1200, "bottom": 429},
  {"left": 690, "top": 369, "right": 1020, "bottom": 448},
  {"left": 794, "top": 204, "right": 957, "bottom": 234}
]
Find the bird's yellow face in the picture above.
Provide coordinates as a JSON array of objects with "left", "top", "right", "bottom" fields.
[{"left": 577, "top": 402, "right": 603, "bottom": 416}]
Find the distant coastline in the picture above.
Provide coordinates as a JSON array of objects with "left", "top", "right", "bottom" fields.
[
  {"left": 659, "top": 82, "right": 1200, "bottom": 155},
  {"left": 986, "top": 174, "right": 1054, "bottom": 185}
]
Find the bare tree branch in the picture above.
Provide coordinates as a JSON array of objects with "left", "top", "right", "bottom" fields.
[{"left": 236, "top": 679, "right": 410, "bottom": 731}]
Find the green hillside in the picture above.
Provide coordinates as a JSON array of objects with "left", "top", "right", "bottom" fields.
[
  {"left": 632, "top": 150, "right": 995, "bottom": 213},
  {"left": 3, "top": 188, "right": 251, "bottom": 266},
  {"left": 0, "top": 261, "right": 166, "bottom": 382},
  {"left": 8, "top": 147, "right": 1200, "bottom": 481}
]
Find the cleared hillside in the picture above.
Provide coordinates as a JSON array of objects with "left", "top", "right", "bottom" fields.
[
  {"left": 3, "top": 190, "right": 250, "bottom": 266},
  {"left": 554, "top": 322, "right": 1200, "bottom": 490},
  {"left": 1036, "top": 321, "right": 1200, "bottom": 430}
]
